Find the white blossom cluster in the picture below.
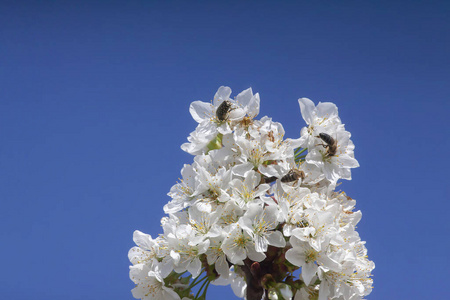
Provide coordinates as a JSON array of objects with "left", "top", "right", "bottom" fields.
[{"left": 128, "top": 87, "right": 374, "bottom": 300}]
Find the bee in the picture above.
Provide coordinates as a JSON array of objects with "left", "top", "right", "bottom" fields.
[
  {"left": 281, "top": 168, "right": 305, "bottom": 184},
  {"left": 216, "top": 100, "right": 234, "bottom": 121},
  {"left": 317, "top": 132, "right": 338, "bottom": 157},
  {"left": 262, "top": 175, "right": 277, "bottom": 184}
]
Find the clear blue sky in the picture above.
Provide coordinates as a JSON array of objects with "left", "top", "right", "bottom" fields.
[{"left": 1, "top": 1, "right": 449, "bottom": 299}]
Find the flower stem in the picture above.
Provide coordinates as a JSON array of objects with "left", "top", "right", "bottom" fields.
[
  {"left": 295, "top": 147, "right": 307, "bottom": 155},
  {"left": 295, "top": 154, "right": 307, "bottom": 163},
  {"left": 295, "top": 152, "right": 307, "bottom": 159},
  {"left": 194, "top": 277, "right": 210, "bottom": 299},
  {"left": 198, "top": 280, "right": 210, "bottom": 300},
  {"left": 189, "top": 274, "right": 208, "bottom": 289}
]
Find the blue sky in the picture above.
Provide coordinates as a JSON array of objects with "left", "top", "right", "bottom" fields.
[{"left": 1, "top": 1, "right": 449, "bottom": 299}]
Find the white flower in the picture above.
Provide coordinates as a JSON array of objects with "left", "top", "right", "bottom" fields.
[
  {"left": 196, "top": 166, "right": 232, "bottom": 200},
  {"left": 272, "top": 182, "right": 310, "bottom": 236},
  {"left": 285, "top": 236, "right": 340, "bottom": 285},
  {"left": 295, "top": 98, "right": 341, "bottom": 147},
  {"left": 188, "top": 204, "right": 222, "bottom": 239},
  {"left": 211, "top": 266, "right": 247, "bottom": 298},
  {"left": 130, "top": 87, "right": 374, "bottom": 300},
  {"left": 239, "top": 203, "right": 286, "bottom": 252},
  {"left": 130, "top": 265, "right": 181, "bottom": 300},
  {"left": 233, "top": 122, "right": 291, "bottom": 179},
  {"left": 298, "top": 161, "right": 325, "bottom": 185},
  {"left": 230, "top": 170, "right": 270, "bottom": 208},
  {"left": 295, "top": 98, "right": 359, "bottom": 183},
  {"left": 165, "top": 224, "right": 210, "bottom": 278},
  {"left": 189, "top": 86, "right": 259, "bottom": 124},
  {"left": 216, "top": 200, "right": 244, "bottom": 227},
  {"left": 181, "top": 86, "right": 260, "bottom": 155},
  {"left": 205, "top": 233, "right": 230, "bottom": 278},
  {"left": 128, "top": 230, "right": 160, "bottom": 266},
  {"left": 256, "top": 116, "right": 287, "bottom": 153},
  {"left": 193, "top": 165, "right": 232, "bottom": 212},
  {"left": 165, "top": 164, "right": 198, "bottom": 214},
  {"left": 290, "top": 194, "right": 338, "bottom": 252},
  {"left": 221, "top": 222, "right": 266, "bottom": 264},
  {"left": 181, "top": 122, "right": 218, "bottom": 155},
  {"left": 128, "top": 231, "right": 173, "bottom": 278},
  {"left": 227, "top": 86, "right": 261, "bottom": 121},
  {"left": 305, "top": 130, "right": 359, "bottom": 182}
]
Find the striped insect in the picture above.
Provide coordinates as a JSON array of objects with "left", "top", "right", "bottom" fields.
[
  {"left": 317, "top": 132, "right": 338, "bottom": 157},
  {"left": 280, "top": 168, "right": 305, "bottom": 185}
]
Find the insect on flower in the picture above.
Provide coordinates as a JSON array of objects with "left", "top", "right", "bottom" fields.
[
  {"left": 216, "top": 100, "right": 234, "bottom": 121},
  {"left": 317, "top": 132, "right": 338, "bottom": 157},
  {"left": 130, "top": 88, "right": 373, "bottom": 300},
  {"left": 281, "top": 168, "right": 305, "bottom": 185}
]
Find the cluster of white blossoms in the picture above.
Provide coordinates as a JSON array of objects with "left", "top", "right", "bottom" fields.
[{"left": 129, "top": 87, "right": 374, "bottom": 300}]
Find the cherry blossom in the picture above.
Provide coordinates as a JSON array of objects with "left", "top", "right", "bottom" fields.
[{"left": 128, "top": 87, "right": 374, "bottom": 300}]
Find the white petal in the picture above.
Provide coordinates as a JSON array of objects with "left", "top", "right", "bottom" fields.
[
  {"left": 159, "top": 260, "right": 174, "bottom": 278},
  {"left": 133, "top": 230, "right": 154, "bottom": 249},
  {"left": 195, "top": 201, "right": 212, "bottom": 213},
  {"left": 254, "top": 235, "right": 268, "bottom": 253},
  {"left": 318, "top": 254, "right": 341, "bottom": 273},
  {"left": 217, "top": 122, "right": 233, "bottom": 134},
  {"left": 232, "top": 162, "right": 254, "bottom": 177},
  {"left": 279, "top": 284, "right": 293, "bottom": 300},
  {"left": 336, "top": 154, "right": 359, "bottom": 168},
  {"left": 216, "top": 255, "right": 230, "bottom": 278},
  {"left": 243, "top": 171, "right": 257, "bottom": 191},
  {"left": 323, "top": 162, "right": 340, "bottom": 182},
  {"left": 128, "top": 246, "right": 151, "bottom": 265},
  {"left": 228, "top": 247, "right": 246, "bottom": 264},
  {"left": 235, "top": 88, "right": 253, "bottom": 106},
  {"left": 285, "top": 248, "right": 306, "bottom": 267},
  {"left": 213, "top": 86, "right": 232, "bottom": 106},
  {"left": 247, "top": 93, "right": 260, "bottom": 117},
  {"left": 316, "top": 102, "right": 339, "bottom": 119},
  {"left": 230, "top": 275, "right": 247, "bottom": 298},
  {"left": 187, "top": 257, "right": 202, "bottom": 278},
  {"left": 318, "top": 279, "right": 331, "bottom": 300},
  {"left": 289, "top": 235, "right": 306, "bottom": 249},
  {"left": 298, "top": 98, "right": 316, "bottom": 125},
  {"left": 189, "top": 101, "right": 214, "bottom": 123},
  {"left": 161, "top": 286, "right": 182, "bottom": 300},
  {"left": 170, "top": 250, "right": 180, "bottom": 264},
  {"left": 301, "top": 262, "right": 318, "bottom": 285},
  {"left": 131, "top": 286, "right": 144, "bottom": 299},
  {"left": 305, "top": 149, "right": 324, "bottom": 167},
  {"left": 339, "top": 167, "right": 352, "bottom": 180},
  {"left": 286, "top": 136, "right": 306, "bottom": 148},
  {"left": 266, "top": 231, "right": 286, "bottom": 248},
  {"left": 228, "top": 107, "right": 246, "bottom": 121},
  {"left": 258, "top": 164, "right": 281, "bottom": 177},
  {"left": 239, "top": 215, "right": 255, "bottom": 234},
  {"left": 247, "top": 246, "right": 266, "bottom": 262}
]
